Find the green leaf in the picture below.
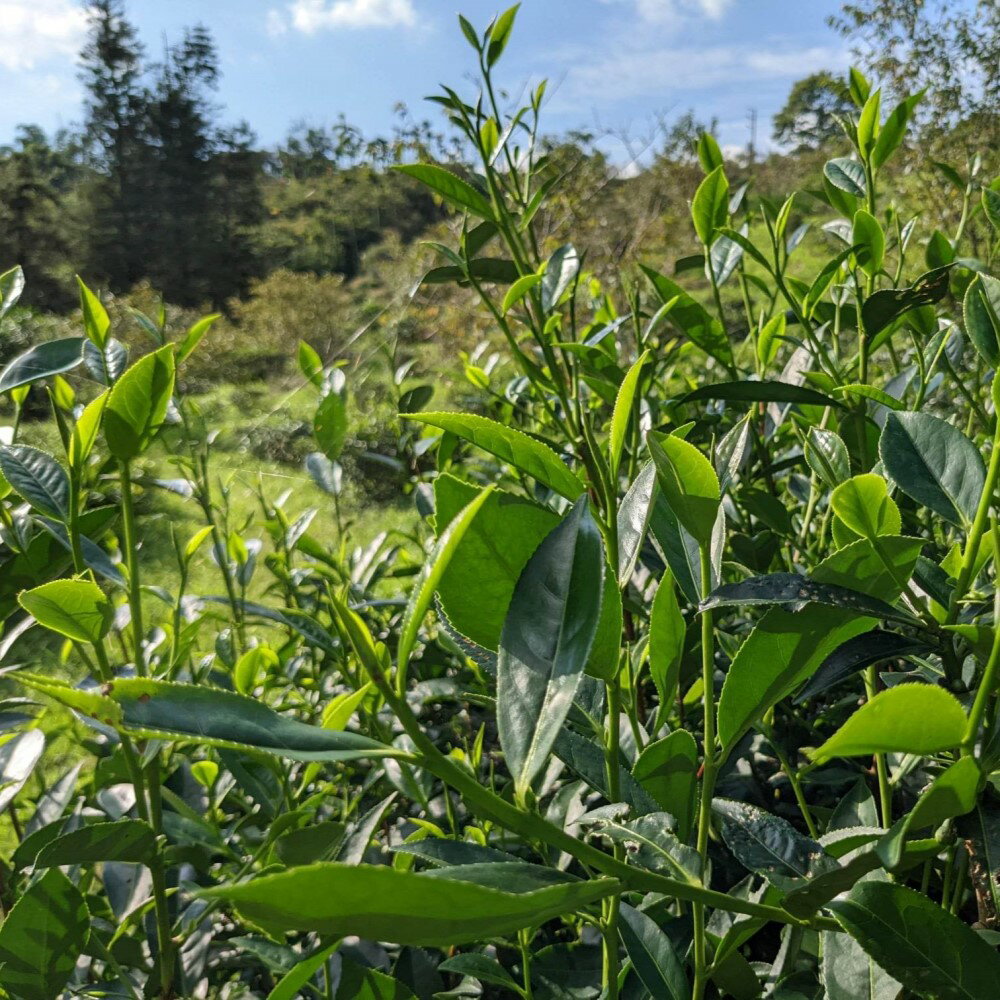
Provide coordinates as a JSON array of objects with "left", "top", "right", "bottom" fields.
[
  {"left": 0, "top": 265, "right": 24, "bottom": 319},
  {"left": 609, "top": 350, "right": 648, "bottom": 479},
  {"left": 438, "top": 954, "right": 520, "bottom": 992},
  {"left": 647, "top": 431, "right": 720, "bottom": 548},
  {"left": 104, "top": 344, "right": 176, "bottom": 460},
  {"left": 314, "top": 390, "right": 349, "bottom": 462},
  {"left": 19, "top": 578, "right": 111, "bottom": 645},
  {"left": 756, "top": 313, "right": 785, "bottom": 368},
  {"left": 692, "top": 164, "right": 729, "bottom": 246},
  {"left": 810, "top": 684, "right": 966, "bottom": 764},
  {"left": 76, "top": 275, "right": 110, "bottom": 348},
  {"left": 717, "top": 605, "right": 874, "bottom": 751},
  {"left": 35, "top": 819, "right": 155, "bottom": 867},
  {"left": 69, "top": 390, "right": 108, "bottom": 471},
  {"left": 502, "top": 272, "right": 542, "bottom": 313},
  {"left": 394, "top": 164, "right": 494, "bottom": 220},
  {"left": 396, "top": 484, "right": 495, "bottom": 674},
  {"left": 701, "top": 573, "right": 907, "bottom": 623},
  {"left": 640, "top": 265, "right": 733, "bottom": 368},
  {"left": 795, "top": 629, "right": 931, "bottom": 703},
  {"left": 177, "top": 312, "right": 220, "bottom": 364},
  {"left": 824, "top": 158, "right": 866, "bottom": 198},
  {"left": 0, "top": 868, "right": 89, "bottom": 1000},
  {"left": 861, "top": 264, "right": 952, "bottom": 336},
  {"left": 696, "top": 132, "right": 723, "bottom": 174},
  {"left": 829, "top": 880, "right": 1000, "bottom": 1000},
  {"left": 822, "top": 894, "right": 901, "bottom": 1000},
  {"left": 830, "top": 474, "right": 901, "bottom": 541},
  {"left": 106, "top": 678, "right": 395, "bottom": 762},
  {"left": 0, "top": 445, "right": 69, "bottom": 520},
  {"left": 856, "top": 89, "right": 881, "bottom": 159},
  {"left": 849, "top": 67, "right": 871, "bottom": 107},
  {"left": 541, "top": 244, "right": 579, "bottom": 312},
  {"left": 871, "top": 92, "right": 921, "bottom": 169},
  {"left": 983, "top": 187, "right": 1000, "bottom": 231},
  {"left": 403, "top": 411, "right": 585, "bottom": 500},
  {"left": 681, "top": 380, "right": 841, "bottom": 408},
  {"left": 486, "top": 3, "right": 519, "bottom": 65},
  {"left": 618, "top": 902, "right": 688, "bottom": 1000},
  {"left": 632, "top": 731, "right": 698, "bottom": 840},
  {"left": 962, "top": 796, "right": 1000, "bottom": 926},
  {"left": 851, "top": 209, "right": 884, "bottom": 276},
  {"left": 267, "top": 943, "right": 342, "bottom": 1000},
  {"left": 879, "top": 411, "right": 985, "bottom": 526},
  {"left": 617, "top": 461, "right": 656, "bottom": 584},
  {"left": 964, "top": 273, "right": 1000, "bottom": 367},
  {"left": 648, "top": 572, "right": 686, "bottom": 716},
  {"left": 591, "top": 812, "right": 700, "bottom": 883},
  {"left": 498, "top": 496, "right": 604, "bottom": 797},
  {"left": 0, "top": 338, "right": 85, "bottom": 395},
  {"left": 836, "top": 383, "right": 905, "bottom": 411},
  {"left": 713, "top": 798, "right": 837, "bottom": 889},
  {"left": 199, "top": 862, "right": 618, "bottom": 945},
  {"left": 554, "top": 728, "right": 658, "bottom": 816},
  {"left": 812, "top": 535, "right": 923, "bottom": 601},
  {"left": 804, "top": 427, "right": 850, "bottom": 490}
]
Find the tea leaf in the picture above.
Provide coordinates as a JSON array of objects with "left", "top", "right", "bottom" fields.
[
  {"left": 618, "top": 902, "right": 688, "bottom": 1000},
  {"left": 647, "top": 431, "right": 720, "bottom": 548},
  {"left": 497, "top": 497, "right": 603, "bottom": 797},
  {"left": 0, "top": 338, "right": 86, "bottom": 395},
  {"left": 810, "top": 684, "right": 966, "bottom": 764},
  {"left": 394, "top": 163, "right": 494, "bottom": 220},
  {"left": 104, "top": 344, "right": 176, "bottom": 460},
  {"left": 19, "top": 578, "right": 112, "bottom": 645},
  {"left": 0, "top": 445, "right": 70, "bottom": 520}
]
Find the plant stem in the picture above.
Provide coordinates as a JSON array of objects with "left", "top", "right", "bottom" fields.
[
  {"left": 864, "top": 665, "right": 893, "bottom": 827},
  {"left": 602, "top": 676, "right": 622, "bottom": 1000},
  {"left": 692, "top": 545, "right": 717, "bottom": 1000},
  {"left": 118, "top": 460, "right": 146, "bottom": 677}
]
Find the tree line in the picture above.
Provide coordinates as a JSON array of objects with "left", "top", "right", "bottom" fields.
[{"left": 0, "top": 0, "right": 995, "bottom": 314}]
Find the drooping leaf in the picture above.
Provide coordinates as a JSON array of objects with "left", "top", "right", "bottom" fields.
[
  {"left": 681, "top": 380, "right": 841, "bottom": 408},
  {"left": 0, "top": 868, "right": 89, "bottom": 1000},
  {"left": 861, "top": 264, "right": 951, "bottom": 337},
  {"left": 701, "top": 572, "right": 907, "bottom": 623},
  {"left": 640, "top": 265, "right": 733, "bottom": 368},
  {"left": 0, "top": 444, "right": 70, "bottom": 520},
  {"left": 0, "top": 338, "right": 85, "bottom": 395},
  {"left": 795, "top": 629, "right": 931, "bottom": 703},
  {"left": 810, "top": 684, "right": 966, "bottom": 764},
  {"left": 403, "top": 411, "right": 584, "bottom": 499},
  {"left": 100, "top": 678, "right": 395, "bottom": 762},
  {"left": 199, "top": 862, "right": 618, "bottom": 945},
  {"left": 394, "top": 163, "right": 494, "bottom": 220},
  {"left": 879, "top": 411, "right": 985, "bottom": 526},
  {"left": 829, "top": 880, "right": 1000, "bottom": 1000},
  {"left": 497, "top": 497, "right": 604, "bottom": 796},
  {"left": 103, "top": 344, "right": 176, "bottom": 461}
]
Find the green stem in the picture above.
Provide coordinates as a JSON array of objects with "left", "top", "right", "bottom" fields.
[
  {"left": 118, "top": 460, "right": 146, "bottom": 677},
  {"left": 692, "top": 545, "right": 717, "bottom": 1000},
  {"left": 961, "top": 521, "right": 1000, "bottom": 756},
  {"left": 602, "top": 677, "right": 622, "bottom": 1000},
  {"left": 864, "top": 665, "right": 893, "bottom": 827}
]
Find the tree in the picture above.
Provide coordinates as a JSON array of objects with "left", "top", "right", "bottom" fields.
[
  {"left": 830, "top": 0, "right": 1000, "bottom": 150},
  {"left": 78, "top": 0, "right": 149, "bottom": 290},
  {"left": 773, "top": 72, "right": 853, "bottom": 150}
]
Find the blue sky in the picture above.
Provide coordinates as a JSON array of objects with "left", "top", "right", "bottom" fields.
[{"left": 8, "top": 0, "right": 851, "bottom": 155}]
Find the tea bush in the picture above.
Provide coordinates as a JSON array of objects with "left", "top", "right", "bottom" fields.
[{"left": 0, "top": 9, "right": 999, "bottom": 1000}]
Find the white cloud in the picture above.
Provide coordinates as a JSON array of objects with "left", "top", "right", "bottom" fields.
[
  {"left": 0, "top": 0, "right": 87, "bottom": 71},
  {"left": 271, "top": 0, "right": 417, "bottom": 34},
  {"left": 604, "top": 0, "right": 736, "bottom": 25}
]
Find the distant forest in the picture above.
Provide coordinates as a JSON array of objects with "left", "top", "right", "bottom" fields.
[{"left": 2, "top": 0, "right": 997, "bottom": 313}]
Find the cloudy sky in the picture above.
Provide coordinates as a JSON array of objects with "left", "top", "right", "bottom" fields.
[{"left": 3, "top": 0, "right": 851, "bottom": 154}]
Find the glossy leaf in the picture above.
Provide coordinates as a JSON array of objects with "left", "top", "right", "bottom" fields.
[
  {"left": 824, "top": 157, "right": 866, "bottom": 198},
  {"left": 200, "top": 862, "right": 618, "bottom": 945},
  {"left": 717, "top": 604, "right": 874, "bottom": 751},
  {"left": 19, "top": 578, "right": 112, "bottom": 645},
  {"left": 0, "top": 444, "right": 70, "bottom": 520},
  {"left": 314, "top": 390, "right": 348, "bottom": 461},
  {"left": 403, "top": 411, "right": 585, "bottom": 499},
  {"left": 681, "top": 379, "right": 840, "bottom": 409},
  {"left": 810, "top": 684, "right": 966, "bottom": 764},
  {"left": 497, "top": 496, "right": 604, "bottom": 796},
  {"left": 104, "top": 344, "right": 176, "bottom": 460},
  {"left": 647, "top": 431, "right": 720, "bottom": 548},
  {"left": 879, "top": 411, "right": 985, "bottom": 526},
  {"left": 609, "top": 350, "right": 648, "bottom": 479},
  {"left": 691, "top": 165, "right": 728, "bottom": 246},
  {"left": 618, "top": 902, "right": 689, "bottom": 1000},
  {"left": 394, "top": 163, "right": 494, "bottom": 220},
  {"left": 829, "top": 880, "right": 1000, "bottom": 1000},
  {"left": 0, "top": 338, "right": 85, "bottom": 395}
]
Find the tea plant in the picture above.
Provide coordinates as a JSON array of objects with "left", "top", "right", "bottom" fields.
[{"left": 0, "top": 8, "right": 999, "bottom": 1000}]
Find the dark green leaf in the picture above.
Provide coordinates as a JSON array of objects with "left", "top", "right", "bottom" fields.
[
  {"left": 618, "top": 902, "right": 689, "bottom": 1000},
  {"left": 829, "top": 880, "right": 1000, "bottom": 1000},
  {"left": 681, "top": 380, "right": 841, "bottom": 408},
  {"left": 861, "top": 264, "right": 952, "bottom": 336},
  {"left": 0, "top": 444, "right": 70, "bottom": 520},
  {"left": 498, "top": 497, "right": 604, "bottom": 796},
  {"left": 394, "top": 164, "right": 494, "bottom": 220},
  {"left": 35, "top": 820, "right": 155, "bottom": 867},
  {"left": 824, "top": 158, "right": 866, "bottom": 198},
  {"left": 0, "top": 338, "right": 85, "bottom": 395}
]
